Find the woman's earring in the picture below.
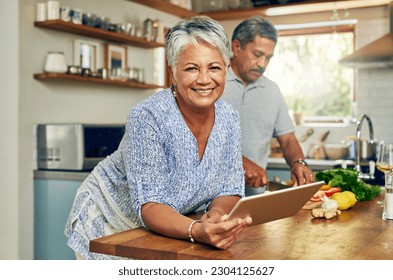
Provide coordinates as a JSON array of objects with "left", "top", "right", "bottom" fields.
[{"left": 171, "top": 84, "right": 176, "bottom": 97}]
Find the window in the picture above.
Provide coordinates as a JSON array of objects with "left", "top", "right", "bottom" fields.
[{"left": 265, "top": 21, "right": 355, "bottom": 123}]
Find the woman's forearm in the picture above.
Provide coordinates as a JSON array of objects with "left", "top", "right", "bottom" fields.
[{"left": 141, "top": 202, "right": 193, "bottom": 240}]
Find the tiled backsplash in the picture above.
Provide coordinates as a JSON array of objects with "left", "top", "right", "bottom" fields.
[
  {"left": 293, "top": 97, "right": 391, "bottom": 159},
  {"left": 355, "top": 12, "right": 392, "bottom": 145},
  {"left": 357, "top": 68, "right": 393, "bottom": 145}
]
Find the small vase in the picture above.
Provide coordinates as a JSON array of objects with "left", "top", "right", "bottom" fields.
[
  {"left": 44, "top": 52, "right": 68, "bottom": 73},
  {"left": 293, "top": 111, "right": 304, "bottom": 125}
]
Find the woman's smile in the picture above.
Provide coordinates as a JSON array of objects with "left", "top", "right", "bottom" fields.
[
  {"left": 192, "top": 88, "right": 215, "bottom": 96},
  {"left": 171, "top": 42, "right": 227, "bottom": 110}
]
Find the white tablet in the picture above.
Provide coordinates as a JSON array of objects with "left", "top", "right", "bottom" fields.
[{"left": 227, "top": 181, "right": 325, "bottom": 226}]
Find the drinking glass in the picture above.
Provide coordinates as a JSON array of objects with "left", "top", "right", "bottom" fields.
[
  {"left": 383, "top": 171, "right": 393, "bottom": 220},
  {"left": 376, "top": 144, "right": 393, "bottom": 206}
]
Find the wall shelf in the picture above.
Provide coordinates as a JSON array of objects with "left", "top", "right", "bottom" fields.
[
  {"left": 204, "top": 0, "right": 352, "bottom": 20},
  {"left": 34, "top": 73, "right": 162, "bottom": 89},
  {"left": 34, "top": 20, "right": 164, "bottom": 48},
  {"left": 128, "top": 0, "right": 391, "bottom": 20},
  {"left": 127, "top": 0, "right": 197, "bottom": 18}
]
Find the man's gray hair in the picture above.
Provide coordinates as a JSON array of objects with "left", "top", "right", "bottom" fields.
[
  {"left": 232, "top": 16, "right": 278, "bottom": 48},
  {"left": 165, "top": 16, "right": 232, "bottom": 70}
]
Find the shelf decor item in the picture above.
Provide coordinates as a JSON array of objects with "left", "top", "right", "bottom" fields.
[
  {"left": 104, "top": 43, "right": 128, "bottom": 70},
  {"left": 47, "top": 1, "right": 60, "bottom": 20},
  {"left": 35, "top": 2, "right": 47, "bottom": 22},
  {"left": 73, "top": 39, "right": 101, "bottom": 72},
  {"left": 44, "top": 52, "right": 68, "bottom": 73}
]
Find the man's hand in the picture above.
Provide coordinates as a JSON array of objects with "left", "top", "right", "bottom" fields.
[
  {"left": 277, "top": 133, "right": 314, "bottom": 186},
  {"left": 290, "top": 163, "right": 314, "bottom": 186},
  {"left": 242, "top": 156, "right": 268, "bottom": 187}
]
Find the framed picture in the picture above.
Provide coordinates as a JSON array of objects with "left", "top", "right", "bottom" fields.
[
  {"left": 104, "top": 44, "right": 128, "bottom": 69},
  {"left": 73, "top": 40, "right": 101, "bottom": 72}
]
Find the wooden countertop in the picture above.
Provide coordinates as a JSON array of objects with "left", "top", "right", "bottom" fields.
[{"left": 90, "top": 194, "right": 393, "bottom": 260}]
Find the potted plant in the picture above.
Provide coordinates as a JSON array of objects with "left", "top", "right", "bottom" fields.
[{"left": 292, "top": 97, "right": 307, "bottom": 125}]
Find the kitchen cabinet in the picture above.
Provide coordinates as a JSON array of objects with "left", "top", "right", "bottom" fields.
[
  {"left": 34, "top": 20, "right": 164, "bottom": 89},
  {"left": 34, "top": 171, "right": 89, "bottom": 260}
]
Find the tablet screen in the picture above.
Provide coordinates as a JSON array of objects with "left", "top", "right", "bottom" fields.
[{"left": 227, "top": 181, "right": 324, "bottom": 226}]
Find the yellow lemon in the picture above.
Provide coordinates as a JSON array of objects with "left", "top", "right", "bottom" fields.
[
  {"left": 331, "top": 192, "right": 352, "bottom": 210},
  {"left": 342, "top": 191, "right": 357, "bottom": 207}
]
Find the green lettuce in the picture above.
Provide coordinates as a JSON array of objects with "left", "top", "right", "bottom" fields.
[{"left": 315, "top": 168, "right": 381, "bottom": 201}]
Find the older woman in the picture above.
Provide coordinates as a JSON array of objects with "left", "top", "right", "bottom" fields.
[{"left": 64, "top": 16, "right": 251, "bottom": 260}]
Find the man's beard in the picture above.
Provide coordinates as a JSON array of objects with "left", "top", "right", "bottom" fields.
[
  {"left": 248, "top": 66, "right": 265, "bottom": 81},
  {"left": 251, "top": 66, "right": 265, "bottom": 75}
]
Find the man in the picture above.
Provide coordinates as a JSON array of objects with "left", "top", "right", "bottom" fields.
[{"left": 221, "top": 16, "right": 314, "bottom": 196}]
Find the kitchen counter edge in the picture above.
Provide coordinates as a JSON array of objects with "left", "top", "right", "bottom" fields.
[
  {"left": 34, "top": 158, "right": 360, "bottom": 181},
  {"left": 34, "top": 170, "right": 90, "bottom": 181},
  {"left": 267, "top": 158, "right": 355, "bottom": 171}
]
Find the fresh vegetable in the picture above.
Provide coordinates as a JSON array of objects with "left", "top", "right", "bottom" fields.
[
  {"left": 315, "top": 168, "right": 381, "bottom": 201},
  {"left": 342, "top": 191, "right": 357, "bottom": 207},
  {"left": 309, "top": 186, "right": 342, "bottom": 202},
  {"left": 323, "top": 187, "right": 342, "bottom": 197},
  {"left": 321, "top": 196, "right": 339, "bottom": 211},
  {"left": 331, "top": 192, "right": 354, "bottom": 210},
  {"left": 320, "top": 182, "right": 331, "bottom": 190},
  {"left": 310, "top": 190, "right": 325, "bottom": 202},
  {"left": 311, "top": 208, "right": 341, "bottom": 219}
]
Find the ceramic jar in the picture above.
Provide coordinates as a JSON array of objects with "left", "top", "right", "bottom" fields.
[{"left": 44, "top": 52, "right": 68, "bottom": 73}]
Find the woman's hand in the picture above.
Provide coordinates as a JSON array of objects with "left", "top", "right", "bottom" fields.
[
  {"left": 201, "top": 208, "right": 225, "bottom": 222},
  {"left": 194, "top": 195, "right": 251, "bottom": 249},
  {"left": 142, "top": 196, "right": 251, "bottom": 249},
  {"left": 191, "top": 215, "right": 252, "bottom": 249}
]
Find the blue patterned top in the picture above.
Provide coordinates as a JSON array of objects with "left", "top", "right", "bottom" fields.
[
  {"left": 65, "top": 88, "right": 245, "bottom": 259},
  {"left": 70, "top": 88, "right": 245, "bottom": 235}
]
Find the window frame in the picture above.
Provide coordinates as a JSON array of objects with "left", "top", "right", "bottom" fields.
[{"left": 273, "top": 23, "right": 356, "bottom": 125}]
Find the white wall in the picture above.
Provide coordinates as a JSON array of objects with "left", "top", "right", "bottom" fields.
[
  {"left": 1, "top": 0, "right": 180, "bottom": 260},
  {"left": 0, "top": 0, "right": 19, "bottom": 260}
]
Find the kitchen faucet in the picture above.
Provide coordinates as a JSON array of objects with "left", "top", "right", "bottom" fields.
[{"left": 355, "top": 114, "right": 375, "bottom": 180}]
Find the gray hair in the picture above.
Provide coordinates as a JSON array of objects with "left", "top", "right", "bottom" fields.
[
  {"left": 165, "top": 16, "right": 232, "bottom": 71},
  {"left": 232, "top": 16, "right": 278, "bottom": 48}
]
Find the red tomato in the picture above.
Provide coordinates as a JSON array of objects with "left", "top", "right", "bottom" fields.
[{"left": 323, "top": 187, "right": 342, "bottom": 197}]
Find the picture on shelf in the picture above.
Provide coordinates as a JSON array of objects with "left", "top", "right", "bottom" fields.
[
  {"left": 73, "top": 40, "right": 101, "bottom": 72},
  {"left": 104, "top": 44, "right": 128, "bottom": 69}
]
